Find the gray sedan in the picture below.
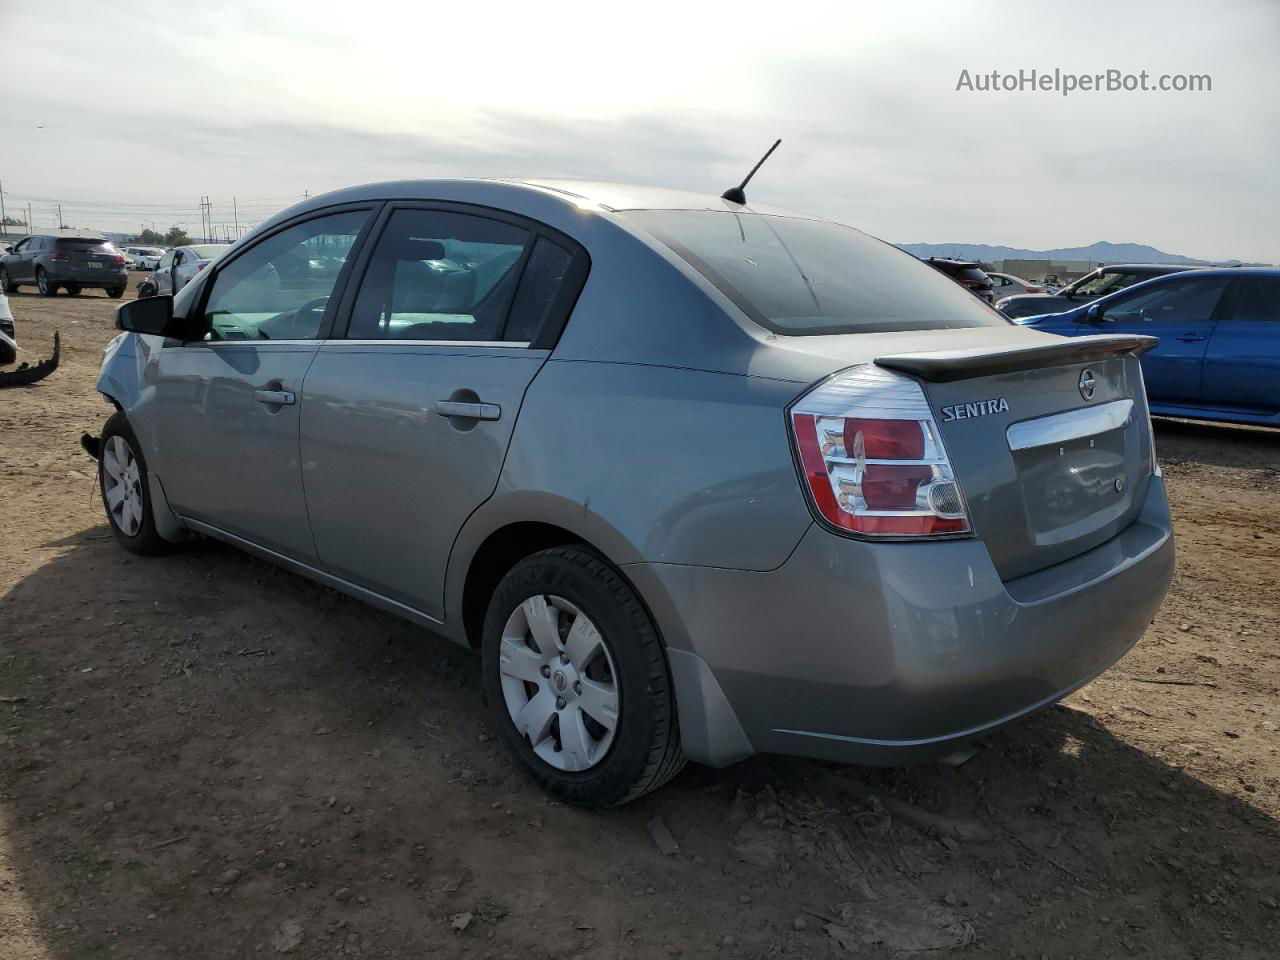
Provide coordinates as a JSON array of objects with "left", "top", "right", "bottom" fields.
[{"left": 88, "top": 179, "right": 1174, "bottom": 806}]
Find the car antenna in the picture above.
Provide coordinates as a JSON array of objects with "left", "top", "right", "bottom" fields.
[{"left": 721, "top": 138, "right": 781, "bottom": 205}]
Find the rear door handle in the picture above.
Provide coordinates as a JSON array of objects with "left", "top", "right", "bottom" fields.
[
  {"left": 434, "top": 400, "right": 501, "bottom": 421},
  {"left": 254, "top": 389, "right": 296, "bottom": 405},
  {"left": 1175, "top": 333, "right": 1206, "bottom": 342}
]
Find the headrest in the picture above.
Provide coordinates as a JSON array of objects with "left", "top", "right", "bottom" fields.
[{"left": 394, "top": 237, "right": 446, "bottom": 261}]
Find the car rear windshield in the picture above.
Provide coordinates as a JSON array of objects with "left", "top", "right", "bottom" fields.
[
  {"left": 623, "top": 211, "right": 1009, "bottom": 335},
  {"left": 55, "top": 238, "right": 111, "bottom": 250},
  {"left": 190, "top": 245, "right": 225, "bottom": 260}
]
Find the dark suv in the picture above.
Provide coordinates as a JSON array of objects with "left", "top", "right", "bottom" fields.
[
  {"left": 0, "top": 235, "right": 129, "bottom": 298},
  {"left": 923, "top": 257, "right": 994, "bottom": 302}
]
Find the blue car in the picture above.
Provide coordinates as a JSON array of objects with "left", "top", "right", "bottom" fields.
[{"left": 1018, "top": 268, "right": 1280, "bottom": 428}]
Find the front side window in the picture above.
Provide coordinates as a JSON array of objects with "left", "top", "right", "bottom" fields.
[
  {"left": 1101, "top": 277, "right": 1228, "bottom": 325},
  {"left": 348, "top": 209, "right": 529, "bottom": 341},
  {"left": 200, "top": 210, "right": 368, "bottom": 341},
  {"left": 157, "top": 251, "right": 174, "bottom": 269},
  {"left": 623, "top": 211, "right": 1009, "bottom": 335}
]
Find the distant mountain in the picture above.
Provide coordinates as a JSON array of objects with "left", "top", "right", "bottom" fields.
[{"left": 895, "top": 240, "right": 1236, "bottom": 266}]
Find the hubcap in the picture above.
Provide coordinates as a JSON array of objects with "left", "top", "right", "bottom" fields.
[
  {"left": 102, "top": 435, "right": 144, "bottom": 537},
  {"left": 497, "top": 595, "right": 620, "bottom": 772}
]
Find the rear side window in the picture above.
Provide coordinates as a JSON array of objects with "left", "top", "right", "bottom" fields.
[
  {"left": 1230, "top": 278, "right": 1280, "bottom": 323},
  {"left": 504, "top": 237, "right": 578, "bottom": 343},
  {"left": 623, "top": 211, "right": 1009, "bottom": 335},
  {"left": 348, "top": 209, "right": 530, "bottom": 341}
]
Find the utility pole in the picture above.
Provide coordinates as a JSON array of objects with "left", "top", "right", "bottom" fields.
[
  {"left": 233, "top": 197, "right": 240, "bottom": 240},
  {"left": 27, "top": 203, "right": 33, "bottom": 233},
  {"left": 57, "top": 203, "right": 64, "bottom": 230},
  {"left": 0, "top": 179, "right": 7, "bottom": 237}
]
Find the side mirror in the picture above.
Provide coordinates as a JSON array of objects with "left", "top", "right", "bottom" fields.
[
  {"left": 1084, "top": 304, "right": 1104, "bottom": 325},
  {"left": 116, "top": 295, "right": 176, "bottom": 335}
]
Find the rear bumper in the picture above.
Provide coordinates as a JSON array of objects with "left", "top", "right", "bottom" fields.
[
  {"left": 631, "top": 475, "right": 1174, "bottom": 767},
  {"left": 46, "top": 266, "right": 127, "bottom": 285}
]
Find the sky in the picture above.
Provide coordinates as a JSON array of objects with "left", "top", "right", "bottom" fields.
[{"left": 1, "top": 0, "right": 1278, "bottom": 262}]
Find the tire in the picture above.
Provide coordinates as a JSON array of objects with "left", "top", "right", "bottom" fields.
[
  {"left": 107, "top": 286, "right": 125, "bottom": 299},
  {"left": 0, "top": 343, "right": 14, "bottom": 366},
  {"left": 36, "top": 268, "right": 56, "bottom": 297},
  {"left": 66, "top": 283, "right": 82, "bottom": 296},
  {"left": 137, "top": 281, "right": 156, "bottom": 299},
  {"left": 0, "top": 267, "right": 15, "bottom": 293},
  {"left": 97, "top": 412, "right": 172, "bottom": 555},
  {"left": 482, "top": 546, "right": 685, "bottom": 807}
]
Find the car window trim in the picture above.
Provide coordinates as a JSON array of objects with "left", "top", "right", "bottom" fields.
[
  {"left": 328, "top": 199, "right": 590, "bottom": 348},
  {"left": 185, "top": 201, "right": 384, "bottom": 344}
]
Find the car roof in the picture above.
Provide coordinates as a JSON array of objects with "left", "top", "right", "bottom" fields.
[{"left": 274, "top": 177, "right": 813, "bottom": 220}]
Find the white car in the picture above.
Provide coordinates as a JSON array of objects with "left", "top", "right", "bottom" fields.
[
  {"left": 123, "top": 246, "right": 166, "bottom": 271},
  {"left": 987, "top": 272, "right": 1043, "bottom": 299}
]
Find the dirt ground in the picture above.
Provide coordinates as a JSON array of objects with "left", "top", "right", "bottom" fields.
[{"left": 1, "top": 278, "right": 1278, "bottom": 960}]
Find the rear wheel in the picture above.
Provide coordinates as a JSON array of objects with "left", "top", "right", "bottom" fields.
[
  {"left": 106, "top": 285, "right": 125, "bottom": 298},
  {"left": 66, "top": 283, "right": 82, "bottom": 296},
  {"left": 98, "top": 413, "right": 171, "bottom": 555},
  {"left": 36, "top": 269, "right": 56, "bottom": 297},
  {"left": 481, "top": 546, "right": 685, "bottom": 807},
  {"left": 0, "top": 267, "right": 15, "bottom": 293}
]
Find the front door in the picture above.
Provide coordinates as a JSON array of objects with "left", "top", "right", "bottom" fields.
[
  {"left": 1095, "top": 275, "right": 1231, "bottom": 406},
  {"left": 151, "top": 208, "right": 373, "bottom": 561},
  {"left": 300, "top": 205, "right": 585, "bottom": 620},
  {"left": 154, "top": 250, "right": 175, "bottom": 294}
]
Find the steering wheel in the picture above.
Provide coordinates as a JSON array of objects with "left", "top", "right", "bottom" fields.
[{"left": 261, "top": 296, "right": 329, "bottom": 339}]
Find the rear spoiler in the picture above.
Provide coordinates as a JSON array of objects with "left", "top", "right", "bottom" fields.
[{"left": 874, "top": 334, "right": 1158, "bottom": 383}]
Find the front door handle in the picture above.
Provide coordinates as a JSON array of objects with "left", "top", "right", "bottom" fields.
[
  {"left": 1175, "top": 333, "right": 1206, "bottom": 342},
  {"left": 254, "top": 389, "right": 296, "bottom": 405},
  {"left": 434, "top": 400, "right": 501, "bottom": 421}
]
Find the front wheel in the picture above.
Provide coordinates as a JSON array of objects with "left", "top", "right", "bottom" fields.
[
  {"left": 106, "top": 285, "right": 125, "bottom": 298},
  {"left": 36, "top": 269, "right": 56, "bottom": 296},
  {"left": 98, "top": 413, "right": 172, "bottom": 555},
  {"left": 482, "top": 546, "right": 685, "bottom": 807},
  {"left": 66, "top": 283, "right": 82, "bottom": 296}
]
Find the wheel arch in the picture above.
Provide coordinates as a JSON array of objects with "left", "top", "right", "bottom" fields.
[{"left": 447, "top": 492, "right": 647, "bottom": 650}]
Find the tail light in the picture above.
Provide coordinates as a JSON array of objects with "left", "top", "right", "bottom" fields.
[
  {"left": 1026, "top": 286, "right": 1042, "bottom": 294},
  {"left": 789, "top": 365, "right": 971, "bottom": 538},
  {"left": 112, "top": 255, "right": 126, "bottom": 264},
  {"left": 196, "top": 261, "right": 208, "bottom": 271}
]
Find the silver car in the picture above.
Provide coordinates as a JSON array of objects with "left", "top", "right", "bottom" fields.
[
  {"left": 88, "top": 179, "right": 1175, "bottom": 806},
  {"left": 150, "top": 243, "right": 229, "bottom": 296}
]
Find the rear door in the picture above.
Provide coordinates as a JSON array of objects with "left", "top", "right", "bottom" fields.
[
  {"left": 1093, "top": 275, "right": 1231, "bottom": 405},
  {"left": 1200, "top": 276, "right": 1280, "bottom": 416},
  {"left": 299, "top": 203, "right": 588, "bottom": 621},
  {"left": 152, "top": 207, "right": 374, "bottom": 560}
]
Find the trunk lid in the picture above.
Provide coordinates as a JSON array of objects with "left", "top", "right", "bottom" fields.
[{"left": 875, "top": 334, "right": 1157, "bottom": 580}]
